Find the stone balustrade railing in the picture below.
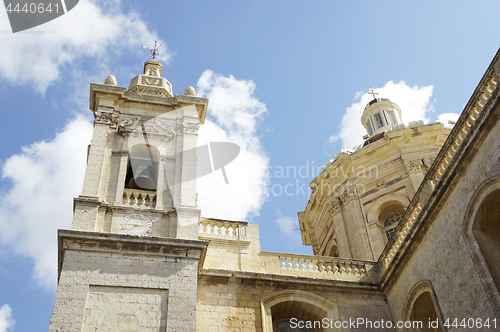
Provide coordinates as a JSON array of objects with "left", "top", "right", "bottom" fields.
[
  {"left": 279, "top": 254, "right": 367, "bottom": 274},
  {"left": 429, "top": 70, "right": 499, "bottom": 188},
  {"left": 199, "top": 219, "right": 240, "bottom": 238},
  {"left": 259, "top": 252, "right": 377, "bottom": 282},
  {"left": 122, "top": 189, "right": 157, "bottom": 208},
  {"left": 381, "top": 61, "right": 500, "bottom": 269}
]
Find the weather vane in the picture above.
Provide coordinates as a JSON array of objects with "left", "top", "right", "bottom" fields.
[
  {"left": 143, "top": 39, "right": 166, "bottom": 61},
  {"left": 368, "top": 87, "right": 379, "bottom": 100}
]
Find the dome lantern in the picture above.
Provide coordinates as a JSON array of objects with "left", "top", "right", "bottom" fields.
[{"left": 361, "top": 89, "right": 402, "bottom": 137}]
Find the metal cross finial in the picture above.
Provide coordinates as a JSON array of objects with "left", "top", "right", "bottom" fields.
[
  {"left": 143, "top": 39, "right": 165, "bottom": 61},
  {"left": 368, "top": 87, "right": 379, "bottom": 100}
]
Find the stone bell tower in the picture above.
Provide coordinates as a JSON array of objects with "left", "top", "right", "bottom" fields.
[{"left": 49, "top": 56, "right": 209, "bottom": 332}]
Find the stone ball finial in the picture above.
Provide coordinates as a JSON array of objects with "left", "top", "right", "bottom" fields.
[
  {"left": 184, "top": 86, "right": 196, "bottom": 96},
  {"left": 104, "top": 75, "right": 117, "bottom": 86}
]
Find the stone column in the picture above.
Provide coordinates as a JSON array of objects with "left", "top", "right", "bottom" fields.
[{"left": 81, "top": 107, "right": 116, "bottom": 198}]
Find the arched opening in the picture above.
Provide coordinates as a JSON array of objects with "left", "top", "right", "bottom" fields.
[
  {"left": 271, "top": 301, "right": 325, "bottom": 331},
  {"left": 472, "top": 189, "right": 500, "bottom": 293},
  {"left": 261, "top": 290, "right": 340, "bottom": 332},
  {"left": 379, "top": 205, "right": 405, "bottom": 243},
  {"left": 125, "top": 144, "right": 160, "bottom": 191},
  {"left": 323, "top": 232, "right": 339, "bottom": 258},
  {"left": 409, "top": 292, "right": 440, "bottom": 331},
  {"left": 403, "top": 281, "right": 444, "bottom": 332}
]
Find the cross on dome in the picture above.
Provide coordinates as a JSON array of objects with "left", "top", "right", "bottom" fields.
[{"left": 368, "top": 87, "right": 379, "bottom": 100}]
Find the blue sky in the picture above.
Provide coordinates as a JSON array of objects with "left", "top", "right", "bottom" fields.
[{"left": 0, "top": 0, "right": 499, "bottom": 330}]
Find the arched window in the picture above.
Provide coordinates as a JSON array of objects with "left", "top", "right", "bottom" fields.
[
  {"left": 378, "top": 205, "right": 405, "bottom": 242},
  {"left": 383, "top": 211, "right": 404, "bottom": 241}
]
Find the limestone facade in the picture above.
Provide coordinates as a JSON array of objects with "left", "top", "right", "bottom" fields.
[{"left": 49, "top": 49, "right": 500, "bottom": 331}]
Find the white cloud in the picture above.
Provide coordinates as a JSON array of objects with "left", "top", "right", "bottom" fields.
[
  {"left": 0, "top": 0, "right": 165, "bottom": 291},
  {"left": 276, "top": 217, "right": 301, "bottom": 241},
  {"left": 329, "top": 81, "right": 434, "bottom": 149},
  {"left": 196, "top": 70, "right": 269, "bottom": 221},
  {"left": 0, "top": 304, "right": 15, "bottom": 332},
  {"left": 0, "top": 116, "right": 93, "bottom": 289},
  {"left": 0, "top": 0, "right": 164, "bottom": 93},
  {"left": 437, "top": 112, "right": 460, "bottom": 128}
]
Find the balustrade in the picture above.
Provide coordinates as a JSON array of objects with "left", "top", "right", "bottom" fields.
[
  {"left": 199, "top": 219, "right": 239, "bottom": 238},
  {"left": 122, "top": 189, "right": 156, "bottom": 208}
]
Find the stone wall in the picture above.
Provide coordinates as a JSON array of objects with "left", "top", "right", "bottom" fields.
[
  {"left": 197, "top": 273, "right": 392, "bottom": 332},
  {"left": 385, "top": 102, "right": 500, "bottom": 324},
  {"left": 49, "top": 230, "right": 207, "bottom": 332}
]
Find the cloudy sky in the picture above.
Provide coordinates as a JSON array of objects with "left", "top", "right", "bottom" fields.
[{"left": 0, "top": 1, "right": 499, "bottom": 330}]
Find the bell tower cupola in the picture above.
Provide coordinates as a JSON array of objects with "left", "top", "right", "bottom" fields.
[{"left": 361, "top": 89, "right": 402, "bottom": 137}]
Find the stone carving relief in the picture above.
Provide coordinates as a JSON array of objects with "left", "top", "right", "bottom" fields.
[
  {"left": 128, "top": 85, "right": 170, "bottom": 97},
  {"left": 94, "top": 111, "right": 119, "bottom": 129},
  {"left": 328, "top": 198, "right": 341, "bottom": 215},
  {"left": 327, "top": 184, "right": 357, "bottom": 216},
  {"left": 117, "top": 116, "right": 140, "bottom": 133},
  {"left": 405, "top": 160, "right": 423, "bottom": 174},
  {"left": 147, "top": 68, "right": 160, "bottom": 77},
  {"left": 141, "top": 76, "right": 162, "bottom": 86},
  {"left": 183, "top": 121, "right": 200, "bottom": 134},
  {"left": 125, "top": 118, "right": 176, "bottom": 142}
]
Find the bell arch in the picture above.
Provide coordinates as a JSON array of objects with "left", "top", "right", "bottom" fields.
[
  {"left": 463, "top": 176, "right": 500, "bottom": 319},
  {"left": 402, "top": 280, "right": 444, "bottom": 331},
  {"left": 125, "top": 144, "right": 160, "bottom": 191},
  {"left": 261, "top": 290, "right": 340, "bottom": 332}
]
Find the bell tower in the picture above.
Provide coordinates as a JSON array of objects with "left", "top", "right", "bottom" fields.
[{"left": 49, "top": 57, "right": 209, "bottom": 332}]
